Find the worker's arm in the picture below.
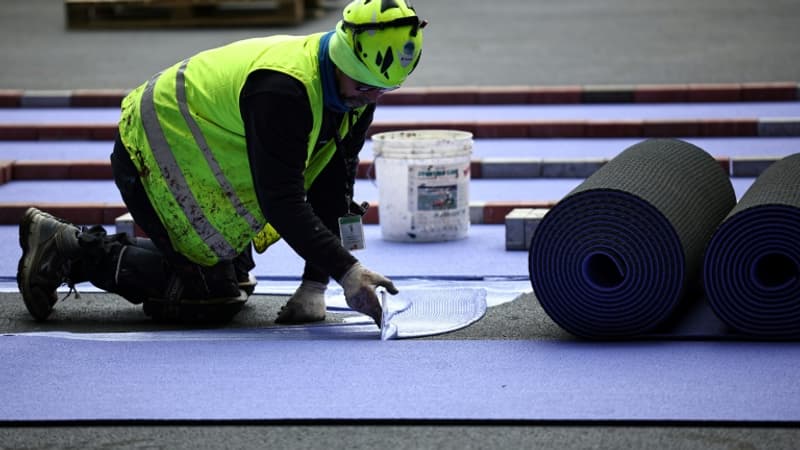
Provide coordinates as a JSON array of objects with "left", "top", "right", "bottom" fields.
[
  {"left": 302, "top": 104, "right": 375, "bottom": 280},
  {"left": 239, "top": 69, "right": 357, "bottom": 280}
]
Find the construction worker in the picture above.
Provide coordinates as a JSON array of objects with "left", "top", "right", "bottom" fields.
[{"left": 16, "top": 0, "right": 426, "bottom": 325}]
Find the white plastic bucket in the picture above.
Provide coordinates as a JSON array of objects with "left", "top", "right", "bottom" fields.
[{"left": 372, "top": 129, "right": 473, "bottom": 242}]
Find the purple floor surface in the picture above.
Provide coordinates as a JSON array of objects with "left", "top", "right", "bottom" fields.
[
  {"left": 0, "top": 177, "right": 761, "bottom": 204},
  {"left": 0, "top": 141, "right": 114, "bottom": 160},
  {"left": 1, "top": 335, "right": 798, "bottom": 422},
  {"left": 1, "top": 102, "right": 799, "bottom": 124},
  {"left": 0, "top": 224, "right": 529, "bottom": 281},
  {"left": 2, "top": 137, "right": 799, "bottom": 162}
]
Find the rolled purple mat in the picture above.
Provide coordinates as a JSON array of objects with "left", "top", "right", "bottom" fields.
[
  {"left": 529, "top": 139, "right": 735, "bottom": 339},
  {"left": 703, "top": 153, "right": 800, "bottom": 338}
]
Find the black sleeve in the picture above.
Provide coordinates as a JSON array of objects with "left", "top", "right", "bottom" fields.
[
  {"left": 239, "top": 69, "right": 357, "bottom": 281},
  {"left": 300, "top": 104, "right": 375, "bottom": 283}
]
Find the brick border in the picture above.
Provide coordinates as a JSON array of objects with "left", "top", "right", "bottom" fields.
[
  {"left": 1, "top": 82, "right": 797, "bottom": 108},
  {"left": 3, "top": 118, "right": 797, "bottom": 141}
]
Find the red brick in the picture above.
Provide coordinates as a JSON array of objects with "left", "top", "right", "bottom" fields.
[
  {"left": 12, "top": 161, "right": 70, "bottom": 180},
  {"left": 0, "top": 204, "right": 30, "bottom": 224},
  {"left": 698, "top": 119, "right": 758, "bottom": 137},
  {"left": 91, "top": 125, "right": 119, "bottom": 140},
  {"left": 585, "top": 121, "right": 642, "bottom": 138},
  {"left": 634, "top": 84, "right": 689, "bottom": 103},
  {"left": 0, "top": 161, "right": 13, "bottom": 184},
  {"left": 69, "top": 161, "right": 113, "bottom": 179},
  {"left": 356, "top": 161, "right": 375, "bottom": 179},
  {"left": 102, "top": 206, "right": 130, "bottom": 225},
  {"left": 53, "top": 204, "right": 108, "bottom": 225},
  {"left": 70, "top": 89, "right": 126, "bottom": 107},
  {"left": 362, "top": 203, "right": 379, "bottom": 224},
  {"left": 0, "top": 125, "right": 37, "bottom": 140},
  {"left": 740, "top": 82, "right": 798, "bottom": 101},
  {"left": 687, "top": 83, "right": 741, "bottom": 102},
  {"left": 378, "top": 87, "right": 429, "bottom": 105},
  {"left": 37, "top": 125, "right": 94, "bottom": 140},
  {"left": 642, "top": 120, "right": 700, "bottom": 137},
  {"left": 715, "top": 157, "right": 731, "bottom": 175},
  {"left": 470, "top": 160, "right": 482, "bottom": 179},
  {"left": 527, "top": 86, "right": 582, "bottom": 104},
  {"left": 416, "top": 87, "right": 478, "bottom": 105},
  {"left": 0, "top": 89, "right": 23, "bottom": 107},
  {"left": 0, "top": 203, "right": 115, "bottom": 225},
  {"left": 476, "top": 86, "right": 531, "bottom": 104}
]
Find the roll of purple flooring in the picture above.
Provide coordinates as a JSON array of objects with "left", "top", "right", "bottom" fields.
[
  {"left": 529, "top": 139, "right": 736, "bottom": 339},
  {"left": 703, "top": 153, "right": 800, "bottom": 338}
]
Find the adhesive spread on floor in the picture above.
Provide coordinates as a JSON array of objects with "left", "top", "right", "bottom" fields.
[
  {"left": 12, "top": 288, "right": 489, "bottom": 342},
  {"left": 380, "top": 288, "right": 487, "bottom": 340}
]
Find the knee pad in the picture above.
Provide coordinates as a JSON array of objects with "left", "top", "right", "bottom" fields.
[{"left": 111, "top": 244, "right": 172, "bottom": 303}]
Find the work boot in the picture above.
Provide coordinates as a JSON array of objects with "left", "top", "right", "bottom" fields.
[{"left": 17, "top": 208, "right": 82, "bottom": 321}]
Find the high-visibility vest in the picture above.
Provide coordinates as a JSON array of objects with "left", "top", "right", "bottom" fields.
[{"left": 119, "top": 33, "right": 366, "bottom": 266}]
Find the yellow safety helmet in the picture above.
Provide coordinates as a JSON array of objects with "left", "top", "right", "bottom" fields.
[{"left": 329, "top": 0, "right": 426, "bottom": 89}]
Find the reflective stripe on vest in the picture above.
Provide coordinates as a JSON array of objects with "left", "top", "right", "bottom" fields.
[
  {"left": 122, "top": 34, "right": 367, "bottom": 265},
  {"left": 140, "top": 61, "right": 259, "bottom": 260}
]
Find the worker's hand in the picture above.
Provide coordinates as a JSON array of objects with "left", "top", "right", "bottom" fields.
[
  {"left": 275, "top": 280, "right": 327, "bottom": 324},
  {"left": 339, "top": 262, "right": 399, "bottom": 327}
]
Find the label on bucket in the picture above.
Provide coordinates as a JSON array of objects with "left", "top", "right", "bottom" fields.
[
  {"left": 401, "top": 162, "right": 470, "bottom": 241},
  {"left": 410, "top": 164, "right": 463, "bottom": 212}
]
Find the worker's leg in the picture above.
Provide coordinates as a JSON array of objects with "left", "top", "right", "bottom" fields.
[
  {"left": 16, "top": 208, "right": 171, "bottom": 319},
  {"left": 17, "top": 207, "right": 247, "bottom": 322},
  {"left": 110, "top": 135, "right": 252, "bottom": 322},
  {"left": 111, "top": 135, "right": 255, "bottom": 293}
]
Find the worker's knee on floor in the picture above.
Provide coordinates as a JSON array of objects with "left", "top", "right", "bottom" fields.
[
  {"left": 143, "top": 290, "right": 248, "bottom": 323},
  {"left": 178, "top": 261, "right": 241, "bottom": 300}
]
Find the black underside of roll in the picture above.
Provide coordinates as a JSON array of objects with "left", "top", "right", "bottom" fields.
[
  {"left": 529, "top": 139, "right": 736, "bottom": 339},
  {"left": 703, "top": 153, "right": 800, "bottom": 338}
]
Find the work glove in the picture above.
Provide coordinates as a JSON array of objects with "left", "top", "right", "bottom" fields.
[
  {"left": 275, "top": 280, "right": 327, "bottom": 324},
  {"left": 339, "top": 262, "right": 399, "bottom": 327}
]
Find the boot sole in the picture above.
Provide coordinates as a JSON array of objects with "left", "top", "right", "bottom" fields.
[{"left": 17, "top": 208, "right": 57, "bottom": 321}]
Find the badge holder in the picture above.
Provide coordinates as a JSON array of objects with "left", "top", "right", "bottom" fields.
[{"left": 339, "top": 199, "right": 369, "bottom": 251}]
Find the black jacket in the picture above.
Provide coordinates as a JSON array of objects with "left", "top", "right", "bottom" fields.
[{"left": 240, "top": 69, "right": 374, "bottom": 283}]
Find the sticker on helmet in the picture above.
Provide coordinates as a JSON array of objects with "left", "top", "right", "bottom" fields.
[
  {"left": 376, "top": 47, "right": 394, "bottom": 78},
  {"left": 400, "top": 41, "right": 415, "bottom": 67}
]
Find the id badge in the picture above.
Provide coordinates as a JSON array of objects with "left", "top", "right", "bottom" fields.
[{"left": 339, "top": 215, "right": 365, "bottom": 250}]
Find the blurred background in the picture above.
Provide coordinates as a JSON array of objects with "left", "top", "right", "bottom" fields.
[{"left": 2, "top": 0, "right": 799, "bottom": 90}]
